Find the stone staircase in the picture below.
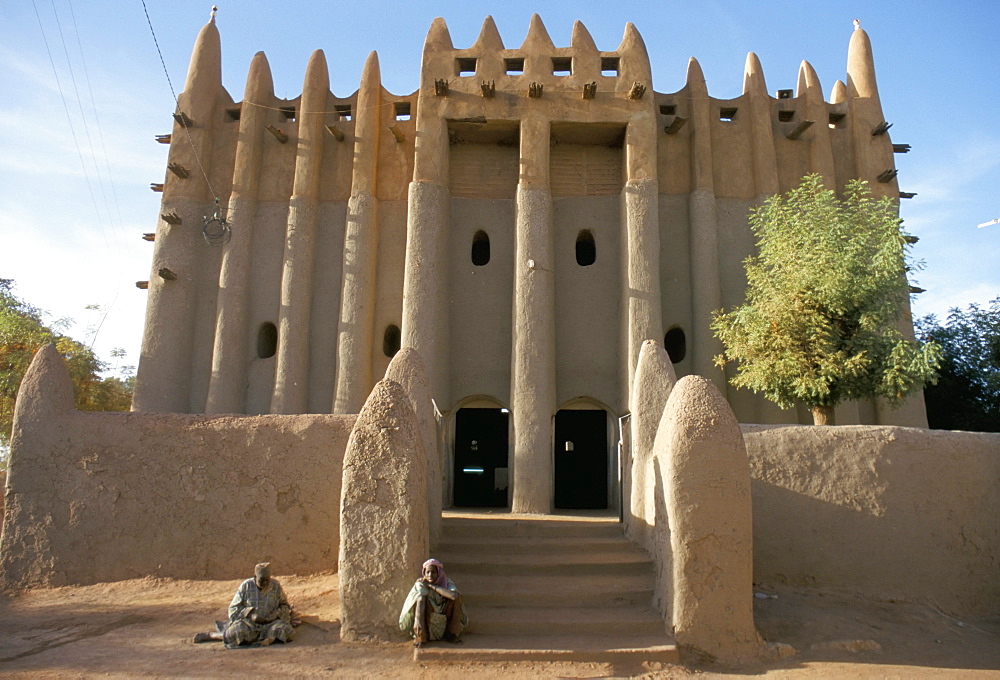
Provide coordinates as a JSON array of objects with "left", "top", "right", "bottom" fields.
[{"left": 414, "top": 510, "right": 677, "bottom": 663}]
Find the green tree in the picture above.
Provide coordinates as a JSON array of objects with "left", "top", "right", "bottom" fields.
[
  {"left": 0, "top": 279, "right": 134, "bottom": 461},
  {"left": 915, "top": 299, "right": 1000, "bottom": 432},
  {"left": 711, "top": 174, "right": 940, "bottom": 425}
]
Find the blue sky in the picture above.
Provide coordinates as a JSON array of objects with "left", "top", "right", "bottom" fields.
[{"left": 1, "top": 1, "right": 997, "bottom": 372}]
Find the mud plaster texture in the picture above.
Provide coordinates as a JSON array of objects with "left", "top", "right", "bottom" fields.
[
  {"left": 338, "top": 379, "right": 428, "bottom": 641},
  {"left": 745, "top": 424, "right": 1000, "bottom": 616},
  {"left": 657, "top": 375, "right": 764, "bottom": 664},
  {"left": 1, "top": 345, "right": 354, "bottom": 589},
  {"left": 384, "top": 347, "right": 442, "bottom": 549},
  {"left": 626, "top": 338, "right": 676, "bottom": 549}
]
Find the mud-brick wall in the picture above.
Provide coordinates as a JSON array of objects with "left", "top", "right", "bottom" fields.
[
  {"left": 744, "top": 425, "right": 1000, "bottom": 615},
  {"left": 1, "top": 401, "right": 355, "bottom": 588}
]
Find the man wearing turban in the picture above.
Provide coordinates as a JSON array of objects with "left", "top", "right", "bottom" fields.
[
  {"left": 194, "top": 562, "right": 295, "bottom": 648},
  {"left": 399, "top": 558, "right": 468, "bottom": 647}
]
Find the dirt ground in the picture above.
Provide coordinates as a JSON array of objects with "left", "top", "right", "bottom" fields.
[{"left": 0, "top": 573, "right": 997, "bottom": 679}]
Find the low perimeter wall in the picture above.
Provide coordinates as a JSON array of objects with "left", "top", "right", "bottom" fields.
[
  {"left": 1, "top": 410, "right": 354, "bottom": 588},
  {"left": 1, "top": 348, "right": 355, "bottom": 588},
  {"left": 745, "top": 425, "right": 1000, "bottom": 615}
]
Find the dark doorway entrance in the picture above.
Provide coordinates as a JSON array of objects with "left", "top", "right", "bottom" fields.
[
  {"left": 554, "top": 409, "right": 608, "bottom": 509},
  {"left": 453, "top": 408, "right": 509, "bottom": 508}
]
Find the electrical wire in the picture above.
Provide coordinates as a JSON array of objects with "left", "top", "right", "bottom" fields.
[
  {"left": 50, "top": 0, "right": 130, "bottom": 349},
  {"left": 31, "top": 0, "right": 113, "bottom": 257},
  {"left": 140, "top": 0, "right": 221, "bottom": 204}
]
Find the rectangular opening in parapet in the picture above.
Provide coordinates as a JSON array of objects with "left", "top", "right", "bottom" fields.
[
  {"left": 659, "top": 104, "right": 676, "bottom": 116},
  {"left": 778, "top": 110, "right": 795, "bottom": 122},
  {"left": 719, "top": 107, "right": 738, "bottom": 122},
  {"left": 551, "top": 56, "right": 572, "bottom": 76},
  {"left": 226, "top": 105, "right": 242, "bottom": 121},
  {"left": 600, "top": 56, "right": 619, "bottom": 76},
  {"left": 776, "top": 89, "right": 793, "bottom": 99},
  {"left": 828, "top": 112, "right": 846, "bottom": 129},
  {"left": 335, "top": 104, "right": 352, "bottom": 121},
  {"left": 456, "top": 57, "right": 477, "bottom": 76},
  {"left": 505, "top": 57, "right": 524, "bottom": 75},
  {"left": 280, "top": 106, "right": 296, "bottom": 122},
  {"left": 394, "top": 102, "right": 411, "bottom": 121}
]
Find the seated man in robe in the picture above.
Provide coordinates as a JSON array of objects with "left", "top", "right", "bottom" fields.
[
  {"left": 399, "top": 558, "right": 468, "bottom": 647},
  {"left": 193, "top": 562, "right": 295, "bottom": 648}
]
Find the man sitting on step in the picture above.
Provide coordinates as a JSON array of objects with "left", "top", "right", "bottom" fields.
[{"left": 399, "top": 558, "right": 468, "bottom": 647}]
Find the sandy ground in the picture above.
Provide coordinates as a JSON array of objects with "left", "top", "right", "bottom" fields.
[{"left": 0, "top": 573, "right": 997, "bottom": 679}]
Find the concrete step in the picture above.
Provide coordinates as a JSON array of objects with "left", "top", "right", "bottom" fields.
[
  {"left": 455, "top": 573, "right": 653, "bottom": 608},
  {"left": 413, "top": 634, "right": 679, "bottom": 664},
  {"left": 438, "top": 535, "right": 633, "bottom": 555},
  {"left": 439, "top": 550, "right": 652, "bottom": 577},
  {"left": 421, "top": 511, "right": 675, "bottom": 665},
  {"left": 442, "top": 515, "right": 623, "bottom": 540},
  {"left": 466, "top": 605, "right": 665, "bottom": 637}
]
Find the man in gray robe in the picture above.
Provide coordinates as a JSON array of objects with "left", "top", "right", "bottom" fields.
[{"left": 194, "top": 562, "right": 295, "bottom": 648}]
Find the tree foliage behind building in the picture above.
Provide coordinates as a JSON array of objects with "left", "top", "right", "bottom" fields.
[
  {"left": 0, "top": 279, "right": 133, "bottom": 456},
  {"left": 711, "top": 174, "right": 940, "bottom": 425},
  {"left": 916, "top": 299, "right": 1000, "bottom": 432}
]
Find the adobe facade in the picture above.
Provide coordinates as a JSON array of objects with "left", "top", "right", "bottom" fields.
[{"left": 132, "top": 15, "right": 925, "bottom": 514}]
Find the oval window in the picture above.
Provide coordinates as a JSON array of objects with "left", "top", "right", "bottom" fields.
[
  {"left": 471, "top": 230, "right": 490, "bottom": 266},
  {"left": 383, "top": 324, "right": 401, "bottom": 358},
  {"left": 664, "top": 327, "right": 686, "bottom": 364},
  {"left": 576, "top": 230, "right": 596, "bottom": 266},
  {"left": 257, "top": 322, "right": 278, "bottom": 359}
]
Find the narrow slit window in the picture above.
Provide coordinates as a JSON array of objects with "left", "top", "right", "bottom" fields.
[
  {"left": 659, "top": 104, "right": 676, "bottom": 116},
  {"left": 471, "top": 230, "right": 490, "bottom": 266},
  {"left": 394, "top": 102, "right": 411, "bottom": 121},
  {"left": 575, "top": 230, "right": 596, "bottom": 266},
  {"left": 664, "top": 327, "right": 686, "bottom": 364},
  {"left": 334, "top": 104, "right": 352, "bottom": 121},
  {"left": 505, "top": 57, "right": 524, "bottom": 75},
  {"left": 383, "top": 325, "right": 401, "bottom": 358},
  {"left": 456, "top": 57, "right": 477, "bottom": 76},
  {"left": 551, "top": 56, "right": 572, "bottom": 76},
  {"left": 600, "top": 56, "right": 619, "bottom": 76},
  {"left": 720, "top": 107, "right": 738, "bottom": 122},
  {"left": 257, "top": 322, "right": 278, "bottom": 359}
]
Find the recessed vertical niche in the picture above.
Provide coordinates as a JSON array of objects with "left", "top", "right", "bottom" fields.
[
  {"left": 663, "top": 327, "right": 686, "bottom": 364},
  {"left": 576, "top": 230, "right": 596, "bottom": 266},
  {"left": 471, "top": 230, "right": 490, "bottom": 266},
  {"left": 383, "top": 324, "right": 401, "bottom": 358},
  {"left": 257, "top": 322, "right": 278, "bottom": 359}
]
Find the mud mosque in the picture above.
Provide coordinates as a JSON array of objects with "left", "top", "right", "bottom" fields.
[
  {"left": 2, "top": 13, "right": 996, "bottom": 664},
  {"left": 133, "top": 13, "right": 923, "bottom": 514}
]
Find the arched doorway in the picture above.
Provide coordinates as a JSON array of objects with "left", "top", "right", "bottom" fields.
[
  {"left": 554, "top": 402, "right": 611, "bottom": 510},
  {"left": 453, "top": 404, "right": 510, "bottom": 508}
]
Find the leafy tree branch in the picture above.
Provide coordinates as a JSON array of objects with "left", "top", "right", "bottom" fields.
[{"left": 711, "top": 175, "right": 940, "bottom": 425}]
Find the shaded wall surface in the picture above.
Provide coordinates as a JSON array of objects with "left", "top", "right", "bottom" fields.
[
  {"left": 745, "top": 425, "right": 1000, "bottom": 615},
  {"left": 1, "top": 410, "right": 354, "bottom": 588}
]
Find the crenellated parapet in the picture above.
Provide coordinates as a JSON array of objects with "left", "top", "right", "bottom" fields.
[
  {"left": 419, "top": 15, "right": 652, "bottom": 110},
  {"left": 650, "top": 25, "right": 903, "bottom": 201},
  {"left": 144, "top": 15, "right": 906, "bottom": 244}
]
